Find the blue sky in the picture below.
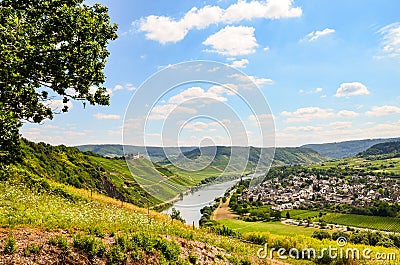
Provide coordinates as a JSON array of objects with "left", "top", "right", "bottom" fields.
[{"left": 22, "top": 0, "right": 400, "bottom": 147}]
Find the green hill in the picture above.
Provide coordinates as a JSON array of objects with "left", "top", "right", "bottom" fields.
[
  {"left": 6, "top": 139, "right": 177, "bottom": 208},
  {"left": 2, "top": 140, "right": 399, "bottom": 264},
  {"left": 302, "top": 137, "right": 400, "bottom": 158},
  {"left": 160, "top": 146, "right": 328, "bottom": 182},
  {"left": 358, "top": 141, "right": 400, "bottom": 159}
]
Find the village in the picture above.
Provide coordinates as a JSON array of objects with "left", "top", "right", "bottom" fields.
[{"left": 239, "top": 173, "right": 400, "bottom": 211}]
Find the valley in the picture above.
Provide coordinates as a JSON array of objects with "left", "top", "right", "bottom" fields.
[{"left": 1, "top": 138, "right": 400, "bottom": 264}]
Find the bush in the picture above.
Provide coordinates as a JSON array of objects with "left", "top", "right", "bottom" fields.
[
  {"left": 89, "top": 226, "right": 106, "bottom": 238},
  {"left": 188, "top": 252, "right": 198, "bottom": 264},
  {"left": 331, "top": 231, "right": 349, "bottom": 241},
  {"left": 23, "top": 243, "right": 41, "bottom": 256},
  {"left": 242, "top": 232, "right": 270, "bottom": 245},
  {"left": 49, "top": 235, "right": 69, "bottom": 252},
  {"left": 106, "top": 244, "right": 127, "bottom": 265},
  {"left": 155, "top": 237, "right": 181, "bottom": 261},
  {"left": 73, "top": 234, "right": 106, "bottom": 258},
  {"left": 312, "top": 230, "right": 331, "bottom": 240},
  {"left": 4, "top": 231, "right": 17, "bottom": 254}
]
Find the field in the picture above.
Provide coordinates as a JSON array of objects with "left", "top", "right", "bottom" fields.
[
  {"left": 322, "top": 213, "right": 400, "bottom": 232},
  {"left": 287, "top": 210, "right": 320, "bottom": 220},
  {"left": 286, "top": 210, "right": 400, "bottom": 232},
  {"left": 309, "top": 157, "right": 400, "bottom": 175},
  {"left": 217, "top": 219, "right": 318, "bottom": 237}
]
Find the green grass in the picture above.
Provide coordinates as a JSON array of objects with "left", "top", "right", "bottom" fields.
[
  {"left": 322, "top": 213, "right": 400, "bottom": 232},
  {"left": 217, "top": 219, "right": 318, "bottom": 237},
  {"left": 286, "top": 210, "right": 400, "bottom": 232},
  {"left": 286, "top": 210, "right": 320, "bottom": 220},
  {"left": 0, "top": 179, "right": 278, "bottom": 264}
]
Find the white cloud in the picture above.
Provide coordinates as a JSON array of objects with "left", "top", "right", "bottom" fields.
[
  {"left": 304, "top": 28, "right": 335, "bottom": 42},
  {"left": 137, "top": 0, "right": 302, "bottom": 44},
  {"left": 337, "top": 110, "right": 359, "bottom": 118},
  {"left": 335, "top": 82, "right": 370, "bottom": 97},
  {"left": 147, "top": 104, "right": 197, "bottom": 120},
  {"left": 281, "top": 107, "right": 335, "bottom": 123},
  {"left": 329, "top": 121, "right": 352, "bottom": 129},
  {"left": 66, "top": 88, "right": 79, "bottom": 97},
  {"left": 283, "top": 126, "right": 323, "bottom": 132},
  {"left": 228, "top": 58, "right": 249, "bottom": 69},
  {"left": 203, "top": 26, "right": 258, "bottom": 56},
  {"left": 94, "top": 113, "right": 121, "bottom": 120},
  {"left": 169, "top": 86, "right": 228, "bottom": 104},
  {"left": 125, "top": 83, "right": 136, "bottom": 91},
  {"left": 366, "top": 105, "right": 400, "bottom": 117},
  {"left": 379, "top": 22, "right": 400, "bottom": 58},
  {"left": 47, "top": 99, "right": 73, "bottom": 111},
  {"left": 112, "top": 83, "right": 136, "bottom": 92},
  {"left": 113, "top": 84, "right": 124, "bottom": 91},
  {"left": 263, "top": 47, "right": 270, "bottom": 51},
  {"left": 299, "top": 87, "right": 323, "bottom": 94},
  {"left": 229, "top": 73, "right": 273, "bottom": 87},
  {"left": 248, "top": 113, "right": 275, "bottom": 126},
  {"left": 208, "top": 84, "right": 237, "bottom": 96},
  {"left": 89, "top": 86, "right": 113, "bottom": 97}
]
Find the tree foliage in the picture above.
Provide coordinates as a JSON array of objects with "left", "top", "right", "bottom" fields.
[{"left": 0, "top": 0, "right": 118, "bottom": 162}]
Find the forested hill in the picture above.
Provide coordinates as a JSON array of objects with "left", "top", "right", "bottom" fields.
[
  {"left": 302, "top": 137, "right": 400, "bottom": 159},
  {"left": 358, "top": 141, "right": 400, "bottom": 158}
]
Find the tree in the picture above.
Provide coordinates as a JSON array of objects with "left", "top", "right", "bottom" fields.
[
  {"left": 0, "top": 0, "right": 118, "bottom": 162},
  {"left": 285, "top": 211, "right": 290, "bottom": 219},
  {"left": 170, "top": 208, "right": 185, "bottom": 223}
]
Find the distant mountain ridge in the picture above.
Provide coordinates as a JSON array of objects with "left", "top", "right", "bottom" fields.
[
  {"left": 302, "top": 137, "right": 400, "bottom": 159},
  {"left": 76, "top": 144, "right": 196, "bottom": 161},
  {"left": 77, "top": 144, "right": 328, "bottom": 167}
]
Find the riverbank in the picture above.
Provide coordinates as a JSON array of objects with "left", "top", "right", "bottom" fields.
[{"left": 211, "top": 196, "right": 238, "bottom": 221}]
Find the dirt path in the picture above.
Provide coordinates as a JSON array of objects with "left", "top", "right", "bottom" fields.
[{"left": 211, "top": 196, "right": 239, "bottom": 221}]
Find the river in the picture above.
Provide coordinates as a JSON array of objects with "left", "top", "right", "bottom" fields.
[{"left": 164, "top": 176, "right": 253, "bottom": 226}]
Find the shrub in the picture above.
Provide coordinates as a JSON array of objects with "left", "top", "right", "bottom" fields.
[
  {"left": 4, "top": 230, "right": 17, "bottom": 254},
  {"left": 23, "top": 243, "right": 41, "bottom": 256},
  {"left": 131, "top": 232, "right": 156, "bottom": 253},
  {"left": 242, "top": 232, "right": 271, "bottom": 245},
  {"left": 331, "top": 231, "right": 349, "bottom": 241},
  {"left": 155, "top": 237, "right": 181, "bottom": 261},
  {"left": 49, "top": 235, "right": 69, "bottom": 252},
  {"left": 188, "top": 252, "right": 198, "bottom": 264},
  {"left": 89, "top": 226, "right": 106, "bottom": 238},
  {"left": 312, "top": 230, "right": 331, "bottom": 240},
  {"left": 73, "top": 234, "right": 106, "bottom": 257},
  {"left": 106, "top": 244, "right": 127, "bottom": 265}
]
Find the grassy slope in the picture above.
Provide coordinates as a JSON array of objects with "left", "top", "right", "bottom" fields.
[
  {"left": 218, "top": 219, "right": 318, "bottom": 237},
  {"left": 12, "top": 139, "right": 187, "bottom": 208},
  {"left": 0, "top": 168, "right": 283, "bottom": 265}
]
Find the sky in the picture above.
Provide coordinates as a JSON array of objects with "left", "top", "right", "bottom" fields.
[{"left": 21, "top": 0, "right": 400, "bottom": 147}]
